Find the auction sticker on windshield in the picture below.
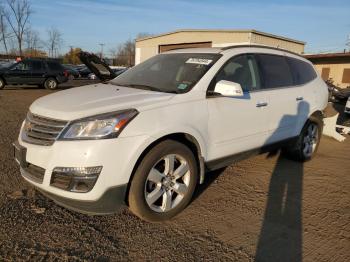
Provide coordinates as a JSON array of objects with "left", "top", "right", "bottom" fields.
[{"left": 185, "top": 58, "right": 213, "bottom": 65}]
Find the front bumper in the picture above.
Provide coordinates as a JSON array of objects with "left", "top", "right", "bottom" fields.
[
  {"left": 14, "top": 131, "right": 152, "bottom": 214},
  {"left": 38, "top": 184, "right": 127, "bottom": 215}
]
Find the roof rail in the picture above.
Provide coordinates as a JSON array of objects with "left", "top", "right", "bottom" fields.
[{"left": 220, "top": 44, "right": 304, "bottom": 58}]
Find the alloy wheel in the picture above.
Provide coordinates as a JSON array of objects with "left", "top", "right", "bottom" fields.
[
  {"left": 144, "top": 154, "right": 191, "bottom": 213},
  {"left": 303, "top": 123, "right": 318, "bottom": 158},
  {"left": 47, "top": 79, "right": 57, "bottom": 89}
]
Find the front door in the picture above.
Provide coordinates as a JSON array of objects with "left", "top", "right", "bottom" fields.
[
  {"left": 5, "top": 61, "right": 32, "bottom": 84},
  {"left": 207, "top": 54, "right": 269, "bottom": 160}
]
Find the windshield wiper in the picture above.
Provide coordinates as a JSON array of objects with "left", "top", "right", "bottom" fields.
[{"left": 111, "top": 83, "right": 179, "bottom": 94}]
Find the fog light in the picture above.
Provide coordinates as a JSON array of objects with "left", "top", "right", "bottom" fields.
[{"left": 51, "top": 166, "right": 102, "bottom": 193}]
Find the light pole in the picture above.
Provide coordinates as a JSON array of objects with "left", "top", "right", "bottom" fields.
[{"left": 99, "top": 43, "right": 105, "bottom": 59}]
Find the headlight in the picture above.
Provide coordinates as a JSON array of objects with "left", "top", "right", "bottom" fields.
[{"left": 59, "top": 109, "right": 138, "bottom": 140}]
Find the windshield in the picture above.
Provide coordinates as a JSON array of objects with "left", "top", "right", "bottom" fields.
[{"left": 110, "top": 53, "right": 221, "bottom": 93}]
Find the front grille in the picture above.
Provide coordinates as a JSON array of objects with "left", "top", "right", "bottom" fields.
[
  {"left": 22, "top": 112, "right": 68, "bottom": 146},
  {"left": 22, "top": 163, "right": 45, "bottom": 183}
]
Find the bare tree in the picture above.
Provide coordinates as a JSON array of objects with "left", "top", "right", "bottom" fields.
[
  {"left": 46, "top": 27, "right": 62, "bottom": 57},
  {"left": 24, "top": 28, "right": 42, "bottom": 55},
  {"left": 112, "top": 39, "right": 135, "bottom": 66},
  {"left": 109, "top": 47, "right": 118, "bottom": 65},
  {"left": 4, "top": 0, "right": 31, "bottom": 56},
  {"left": 136, "top": 32, "right": 153, "bottom": 40},
  {"left": 0, "top": 5, "right": 11, "bottom": 56}
]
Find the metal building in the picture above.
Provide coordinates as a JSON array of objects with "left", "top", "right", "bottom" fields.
[
  {"left": 304, "top": 52, "right": 350, "bottom": 88},
  {"left": 135, "top": 29, "right": 305, "bottom": 64}
]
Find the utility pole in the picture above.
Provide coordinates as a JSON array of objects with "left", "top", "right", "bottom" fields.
[
  {"left": 346, "top": 35, "right": 350, "bottom": 52},
  {"left": 99, "top": 43, "right": 105, "bottom": 59}
]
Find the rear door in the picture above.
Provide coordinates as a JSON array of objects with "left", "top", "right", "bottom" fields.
[
  {"left": 207, "top": 54, "right": 270, "bottom": 160},
  {"left": 287, "top": 56, "right": 319, "bottom": 132},
  {"left": 29, "top": 60, "right": 46, "bottom": 84},
  {"left": 256, "top": 54, "right": 305, "bottom": 144}
]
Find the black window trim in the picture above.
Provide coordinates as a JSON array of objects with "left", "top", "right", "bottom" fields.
[
  {"left": 206, "top": 52, "right": 317, "bottom": 96},
  {"left": 207, "top": 53, "right": 263, "bottom": 96}
]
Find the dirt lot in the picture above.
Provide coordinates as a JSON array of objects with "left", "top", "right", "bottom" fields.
[{"left": 0, "top": 82, "right": 349, "bottom": 261}]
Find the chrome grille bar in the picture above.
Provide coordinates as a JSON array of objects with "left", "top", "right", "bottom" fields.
[{"left": 22, "top": 112, "right": 68, "bottom": 146}]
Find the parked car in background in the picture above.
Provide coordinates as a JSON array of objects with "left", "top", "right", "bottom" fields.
[
  {"left": 88, "top": 67, "right": 128, "bottom": 80},
  {"left": 326, "top": 79, "right": 350, "bottom": 102},
  {"left": 62, "top": 64, "right": 80, "bottom": 79},
  {"left": 14, "top": 46, "right": 328, "bottom": 222},
  {"left": 0, "top": 59, "right": 68, "bottom": 90},
  {"left": 77, "top": 66, "right": 91, "bottom": 78},
  {"left": 0, "top": 60, "right": 16, "bottom": 69},
  {"left": 345, "top": 97, "right": 350, "bottom": 114}
]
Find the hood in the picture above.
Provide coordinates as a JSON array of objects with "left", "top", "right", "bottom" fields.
[{"left": 29, "top": 83, "right": 175, "bottom": 120}]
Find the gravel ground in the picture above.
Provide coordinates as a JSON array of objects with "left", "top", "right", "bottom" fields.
[{"left": 0, "top": 81, "right": 349, "bottom": 261}]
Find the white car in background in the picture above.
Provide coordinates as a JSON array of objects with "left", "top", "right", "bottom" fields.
[
  {"left": 14, "top": 47, "right": 328, "bottom": 222},
  {"left": 88, "top": 66, "right": 127, "bottom": 80},
  {"left": 345, "top": 97, "right": 350, "bottom": 114}
]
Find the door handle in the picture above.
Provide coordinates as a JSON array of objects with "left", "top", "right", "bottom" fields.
[
  {"left": 256, "top": 102, "right": 268, "bottom": 107},
  {"left": 296, "top": 96, "right": 304, "bottom": 101}
]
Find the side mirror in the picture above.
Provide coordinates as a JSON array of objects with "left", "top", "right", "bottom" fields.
[{"left": 213, "top": 80, "right": 244, "bottom": 97}]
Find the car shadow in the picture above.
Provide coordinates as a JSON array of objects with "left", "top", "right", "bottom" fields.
[
  {"left": 192, "top": 167, "right": 227, "bottom": 201},
  {"left": 254, "top": 152, "right": 303, "bottom": 262},
  {"left": 254, "top": 101, "right": 309, "bottom": 262}
]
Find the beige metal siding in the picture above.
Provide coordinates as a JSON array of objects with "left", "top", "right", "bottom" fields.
[
  {"left": 135, "top": 30, "right": 305, "bottom": 64},
  {"left": 250, "top": 32, "right": 304, "bottom": 54},
  {"left": 159, "top": 42, "right": 212, "bottom": 53},
  {"left": 136, "top": 31, "right": 251, "bottom": 63},
  {"left": 314, "top": 63, "right": 350, "bottom": 88},
  {"left": 136, "top": 31, "right": 250, "bottom": 48}
]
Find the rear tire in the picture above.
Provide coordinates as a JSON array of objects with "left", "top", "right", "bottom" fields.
[
  {"left": 128, "top": 140, "right": 198, "bottom": 222},
  {"left": 283, "top": 119, "right": 322, "bottom": 162},
  {"left": 0, "top": 78, "right": 5, "bottom": 89},
  {"left": 44, "top": 77, "right": 58, "bottom": 90}
]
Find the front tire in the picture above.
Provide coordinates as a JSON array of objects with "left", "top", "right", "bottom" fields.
[
  {"left": 284, "top": 120, "right": 322, "bottom": 161},
  {"left": 44, "top": 77, "right": 58, "bottom": 90},
  {"left": 128, "top": 140, "right": 198, "bottom": 222},
  {"left": 0, "top": 78, "right": 5, "bottom": 89}
]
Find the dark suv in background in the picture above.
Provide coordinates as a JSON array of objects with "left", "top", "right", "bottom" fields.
[{"left": 0, "top": 59, "right": 68, "bottom": 90}]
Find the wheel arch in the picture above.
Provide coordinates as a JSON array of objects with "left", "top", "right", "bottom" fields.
[
  {"left": 124, "top": 132, "right": 206, "bottom": 205},
  {"left": 0, "top": 76, "right": 7, "bottom": 85},
  {"left": 309, "top": 110, "right": 324, "bottom": 124},
  {"left": 296, "top": 109, "right": 324, "bottom": 136}
]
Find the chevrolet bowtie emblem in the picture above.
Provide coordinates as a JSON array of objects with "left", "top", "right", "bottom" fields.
[{"left": 25, "top": 121, "right": 33, "bottom": 131}]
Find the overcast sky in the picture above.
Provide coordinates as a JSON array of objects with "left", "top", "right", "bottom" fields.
[{"left": 24, "top": 0, "right": 350, "bottom": 55}]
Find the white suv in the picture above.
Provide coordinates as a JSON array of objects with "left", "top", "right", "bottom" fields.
[{"left": 14, "top": 46, "right": 328, "bottom": 222}]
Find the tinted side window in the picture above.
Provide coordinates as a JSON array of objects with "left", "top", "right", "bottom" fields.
[
  {"left": 257, "top": 54, "right": 294, "bottom": 88},
  {"left": 13, "top": 61, "right": 31, "bottom": 70},
  {"left": 287, "top": 57, "right": 317, "bottom": 85},
  {"left": 47, "top": 61, "right": 63, "bottom": 71},
  {"left": 31, "top": 61, "right": 43, "bottom": 71},
  {"left": 214, "top": 54, "right": 261, "bottom": 92}
]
